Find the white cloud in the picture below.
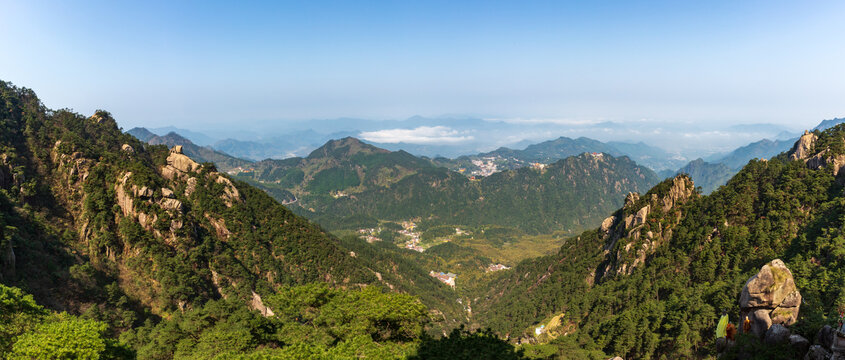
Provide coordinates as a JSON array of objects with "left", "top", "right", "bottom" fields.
[{"left": 359, "top": 126, "right": 474, "bottom": 144}]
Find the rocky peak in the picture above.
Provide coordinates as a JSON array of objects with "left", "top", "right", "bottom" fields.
[
  {"left": 660, "top": 175, "right": 695, "bottom": 212},
  {"left": 789, "top": 130, "right": 817, "bottom": 161},
  {"left": 598, "top": 175, "right": 697, "bottom": 278},
  {"left": 161, "top": 145, "right": 201, "bottom": 180}
]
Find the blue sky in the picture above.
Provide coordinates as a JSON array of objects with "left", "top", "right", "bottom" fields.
[{"left": 1, "top": 0, "right": 844, "bottom": 130}]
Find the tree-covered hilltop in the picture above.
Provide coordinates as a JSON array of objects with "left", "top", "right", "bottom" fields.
[
  {"left": 308, "top": 152, "right": 660, "bottom": 235},
  {"left": 472, "top": 128, "right": 845, "bottom": 359}
]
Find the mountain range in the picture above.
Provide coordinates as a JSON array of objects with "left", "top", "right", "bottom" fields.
[{"left": 2, "top": 79, "right": 844, "bottom": 359}]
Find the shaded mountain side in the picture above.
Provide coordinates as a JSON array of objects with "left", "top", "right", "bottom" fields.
[
  {"left": 435, "top": 136, "right": 685, "bottom": 174},
  {"left": 675, "top": 158, "right": 736, "bottom": 194},
  {"left": 606, "top": 141, "right": 687, "bottom": 172},
  {"left": 714, "top": 138, "right": 797, "bottom": 169},
  {"left": 127, "top": 129, "right": 252, "bottom": 172},
  {"left": 0, "top": 81, "right": 463, "bottom": 333},
  {"left": 126, "top": 127, "right": 156, "bottom": 142},
  {"left": 472, "top": 127, "right": 845, "bottom": 359},
  {"left": 813, "top": 117, "right": 845, "bottom": 131},
  {"left": 308, "top": 153, "right": 660, "bottom": 234},
  {"left": 483, "top": 136, "right": 619, "bottom": 161}
]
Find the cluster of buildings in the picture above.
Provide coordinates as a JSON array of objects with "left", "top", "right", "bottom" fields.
[
  {"left": 330, "top": 190, "right": 348, "bottom": 198},
  {"left": 399, "top": 221, "right": 424, "bottom": 252},
  {"left": 225, "top": 166, "right": 255, "bottom": 176},
  {"left": 529, "top": 162, "right": 547, "bottom": 170},
  {"left": 429, "top": 271, "right": 457, "bottom": 288},
  {"left": 486, "top": 263, "right": 511, "bottom": 272},
  {"left": 356, "top": 228, "right": 382, "bottom": 243},
  {"left": 470, "top": 157, "right": 499, "bottom": 177}
]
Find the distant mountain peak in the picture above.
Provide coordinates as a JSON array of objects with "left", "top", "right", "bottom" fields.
[
  {"left": 307, "top": 137, "right": 389, "bottom": 159},
  {"left": 126, "top": 127, "right": 157, "bottom": 142}
]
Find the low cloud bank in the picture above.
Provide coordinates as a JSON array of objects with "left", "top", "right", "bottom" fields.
[{"left": 359, "top": 126, "right": 473, "bottom": 144}]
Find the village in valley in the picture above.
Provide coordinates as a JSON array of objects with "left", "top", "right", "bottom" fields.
[{"left": 357, "top": 220, "right": 513, "bottom": 289}]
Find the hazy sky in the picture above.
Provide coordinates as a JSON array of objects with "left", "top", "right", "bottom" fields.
[{"left": 1, "top": 0, "right": 844, "bottom": 130}]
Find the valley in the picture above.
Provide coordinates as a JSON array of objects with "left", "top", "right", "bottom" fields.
[{"left": 1, "top": 80, "right": 843, "bottom": 359}]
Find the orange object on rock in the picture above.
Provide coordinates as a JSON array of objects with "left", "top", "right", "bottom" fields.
[
  {"left": 726, "top": 323, "right": 736, "bottom": 341},
  {"left": 743, "top": 316, "right": 751, "bottom": 333}
]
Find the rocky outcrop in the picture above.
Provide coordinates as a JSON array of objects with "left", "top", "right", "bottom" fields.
[
  {"left": 121, "top": 144, "right": 134, "bottom": 154},
  {"left": 764, "top": 324, "right": 791, "bottom": 345},
  {"left": 661, "top": 176, "right": 696, "bottom": 211},
  {"left": 739, "top": 259, "right": 801, "bottom": 337},
  {"left": 206, "top": 215, "right": 231, "bottom": 240},
  {"left": 251, "top": 291, "right": 275, "bottom": 317},
  {"left": 51, "top": 141, "right": 94, "bottom": 184},
  {"left": 790, "top": 334, "right": 810, "bottom": 355},
  {"left": 160, "top": 145, "right": 201, "bottom": 180},
  {"left": 598, "top": 176, "right": 696, "bottom": 278},
  {"left": 158, "top": 198, "right": 184, "bottom": 213},
  {"left": 214, "top": 174, "right": 241, "bottom": 207},
  {"left": 0, "top": 154, "right": 11, "bottom": 190},
  {"left": 790, "top": 130, "right": 818, "bottom": 161}
]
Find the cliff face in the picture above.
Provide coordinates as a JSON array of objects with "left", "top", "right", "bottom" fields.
[{"left": 597, "top": 175, "right": 697, "bottom": 278}]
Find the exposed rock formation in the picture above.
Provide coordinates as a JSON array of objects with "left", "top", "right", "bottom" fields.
[
  {"left": 214, "top": 174, "right": 241, "bottom": 207},
  {"left": 661, "top": 175, "right": 695, "bottom": 211},
  {"left": 121, "top": 143, "right": 134, "bottom": 154},
  {"left": 790, "top": 130, "right": 818, "bottom": 161},
  {"left": 161, "top": 145, "right": 201, "bottom": 180},
  {"left": 764, "top": 324, "right": 791, "bottom": 345},
  {"left": 159, "top": 198, "right": 184, "bottom": 213},
  {"left": 739, "top": 259, "right": 801, "bottom": 337},
  {"left": 598, "top": 176, "right": 696, "bottom": 278},
  {"left": 0, "top": 155, "right": 11, "bottom": 190},
  {"left": 251, "top": 291, "right": 275, "bottom": 317}
]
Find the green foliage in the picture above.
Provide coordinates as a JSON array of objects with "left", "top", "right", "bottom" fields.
[
  {"left": 476, "top": 144, "right": 845, "bottom": 358},
  {"left": 312, "top": 154, "right": 659, "bottom": 234},
  {"left": 306, "top": 167, "right": 361, "bottom": 193},
  {"left": 0, "top": 284, "right": 129, "bottom": 359},
  {"left": 123, "top": 284, "right": 435, "bottom": 360},
  {"left": 0, "top": 284, "right": 49, "bottom": 353},
  {"left": 10, "top": 313, "right": 131, "bottom": 360},
  {"left": 409, "top": 327, "right": 526, "bottom": 360}
]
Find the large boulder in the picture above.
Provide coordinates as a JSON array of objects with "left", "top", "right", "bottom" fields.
[
  {"left": 740, "top": 259, "right": 802, "bottom": 337},
  {"left": 805, "top": 345, "right": 831, "bottom": 360},
  {"left": 765, "top": 324, "right": 791, "bottom": 345},
  {"left": 790, "top": 334, "right": 811, "bottom": 355},
  {"left": 816, "top": 325, "right": 835, "bottom": 350}
]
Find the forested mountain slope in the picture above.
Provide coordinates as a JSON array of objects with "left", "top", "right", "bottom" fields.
[
  {"left": 0, "top": 81, "right": 473, "bottom": 357},
  {"left": 473, "top": 128, "right": 845, "bottom": 359},
  {"left": 236, "top": 136, "right": 434, "bottom": 202},
  {"left": 309, "top": 152, "right": 660, "bottom": 234}
]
